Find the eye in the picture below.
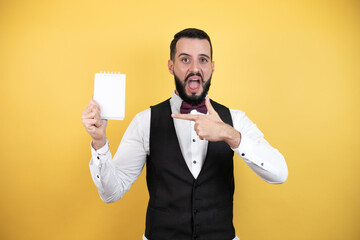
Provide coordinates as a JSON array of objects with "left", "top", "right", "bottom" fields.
[
  {"left": 200, "top": 57, "right": 208, "bottom": 63},
  {"left": 181, "top": 57, "right": 190, "bottom": 63}
]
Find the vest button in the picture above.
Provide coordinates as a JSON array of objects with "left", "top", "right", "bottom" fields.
[{"left": 194, "top": 209, "right": 199, "bottom": 214}]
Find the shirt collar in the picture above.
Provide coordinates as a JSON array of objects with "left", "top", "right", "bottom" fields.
[{"left": 170, "top": 91, "right": 183, "bottom": 114}]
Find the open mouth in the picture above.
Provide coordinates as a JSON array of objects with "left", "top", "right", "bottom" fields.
[
  {"left": 188, "top": 79, "right": 200, "bottom": 92},
  {"left": 186, "top": 74, "right": 203, "bottom": 93}
]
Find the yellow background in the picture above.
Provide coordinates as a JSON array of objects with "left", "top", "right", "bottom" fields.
[{"left": 0, "top": 0, "right": 359, "bottom": 239}]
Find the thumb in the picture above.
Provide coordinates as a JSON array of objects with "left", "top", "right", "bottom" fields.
[{"left": 205, "top": 96, "right": 215, "bottom": 115}]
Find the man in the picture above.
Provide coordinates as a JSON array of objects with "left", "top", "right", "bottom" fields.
[{"left": 82, "top": 28, "right": 288, "bottom": 240}]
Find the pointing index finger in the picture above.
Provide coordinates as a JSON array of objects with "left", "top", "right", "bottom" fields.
[{"left": 171, "top": 113, "right": 199, "bottom": 121}]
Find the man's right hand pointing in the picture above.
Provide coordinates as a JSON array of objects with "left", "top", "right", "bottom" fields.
[{"left": 171, "top": 96, "right": 241, "bottom": 149}]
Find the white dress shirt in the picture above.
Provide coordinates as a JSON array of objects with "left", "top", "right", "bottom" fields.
[{"left": 89, "top": 92, "right": 288, "bottom": 240}]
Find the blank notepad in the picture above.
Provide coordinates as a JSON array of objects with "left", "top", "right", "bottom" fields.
[{"left": 93, "top": 72, "right": 126, "bottom": 120}]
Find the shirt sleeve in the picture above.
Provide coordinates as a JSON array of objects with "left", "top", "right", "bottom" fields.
[
  {"left": 89, "top": 109, "right": 150, "bottom": 203},
  {"left": 230, "top": 109, "right": 288, "bottom": 184}
]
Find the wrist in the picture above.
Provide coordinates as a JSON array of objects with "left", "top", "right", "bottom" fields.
[
  {"left": 92, "top": 138, "right": 106, "bottom": 150},
  {"left": 222, "top": 124, "right": 241, "bottom": 149}
]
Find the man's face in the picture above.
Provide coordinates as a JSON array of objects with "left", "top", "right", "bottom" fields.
[{"left": 168, "top": 38, "right": 214, "bottom": 105}]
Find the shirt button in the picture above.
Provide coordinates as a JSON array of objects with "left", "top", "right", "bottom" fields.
[
  {"left": 97, "top": 156, "right": 100, "bottom": 160},
  {"left": 261, "top": 163, "right": 264, "bottom": 166},
  {"left": 194, "top": 209, "right": 199, "bottom": 214},
  {"left": 96, "top": 175, "right": 100, "bottom": 178},
  {"left": 193, "top": 160, "right": 197, "bottom": 164},
  {"left": 192, "top": 139, "right": 196, "bottom": 142},
  {"left": 241, "top": 153, "right": 245, "bottom": 157}
]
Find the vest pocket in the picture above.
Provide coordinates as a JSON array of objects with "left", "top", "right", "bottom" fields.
[
  {"left": 201, "top": 204, "right": 233, "bottom": 227},
  {"left": 145, "top": 205, "right": 193, "bottom": 239}
]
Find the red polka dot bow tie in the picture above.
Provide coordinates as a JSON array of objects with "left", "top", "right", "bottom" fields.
[{"left": 180, "top": 100, "right": 207, "bottom": 114}]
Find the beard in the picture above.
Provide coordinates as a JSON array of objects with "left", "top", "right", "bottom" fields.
[{"left": 174, "top": 72, "right": 212, "bottom": 106}]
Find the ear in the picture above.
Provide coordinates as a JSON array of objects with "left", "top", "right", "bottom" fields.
[
  {"left": 211, "top": 60, "right": 215, "bottom": 74},
  {"left": 168, "top": 59, "right": 174, "bottom": 75}
]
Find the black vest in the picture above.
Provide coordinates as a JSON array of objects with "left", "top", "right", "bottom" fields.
[{"left": 145, "top": 99, "right": 235, "bottom": 240}]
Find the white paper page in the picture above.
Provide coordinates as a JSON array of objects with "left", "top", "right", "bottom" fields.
[{"left": 93, "top": 72, "right": 126, "bottom": 120}]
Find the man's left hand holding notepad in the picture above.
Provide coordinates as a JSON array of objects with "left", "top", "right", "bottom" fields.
[{"left": 93, "top": 72, "right": 126, "bottom": 120}]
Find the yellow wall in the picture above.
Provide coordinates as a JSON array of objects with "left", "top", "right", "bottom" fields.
[{"left": 0, "top": 0, "right": 359, "bottom": 239}]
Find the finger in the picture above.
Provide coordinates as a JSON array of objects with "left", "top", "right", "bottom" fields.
[
  {"left": 82, "top": 108, "right": 91, "bottom": 116},
  {"left": 83, "top": 103, "right": 93, "bottom": 114},
  {"left": 87, "top": 103, "right": 101, "bottom": 116},
  {"left": 171, "top": 113, "right": 199, "bottom": 121},
  {"left": 94, "top": 118, "right": 104, "bottom": 128},
  {"left": 84, "top": 103, "right": 100, "bottom": 116},
  {"left": 194, "top": 122, "right": 199, "bottom": 133},
  {"left": 83, "top": 118, "right": 97, "bottom": 128},
  {"left": 205, "top": 96, "right": 215, "bottom": 115},
  {"left": 89, "top": 99, "right": 101, "bottom": 109},
  {"left": 84, "top": 100, "right": 99, "bottom": 114},
  {"left": 94, "top": 110, "right": 101, "bottom": 121},
  {"left": 82, "top": 111, "right": 96, "bottom": 120}
]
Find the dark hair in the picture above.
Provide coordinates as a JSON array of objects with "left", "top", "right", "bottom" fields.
[{"left": 170, "top": 28, "right": 213, "bottom": 60}]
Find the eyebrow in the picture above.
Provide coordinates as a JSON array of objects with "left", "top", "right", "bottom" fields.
[
  {"left": 178, "top": 53, "right": 191, "bottom": 58},
  {"left": 199, "top": 54, "right": 210, "bottom": 59},
  {"left": 178, "top": 53, "right": 210, "bottom": 59}
]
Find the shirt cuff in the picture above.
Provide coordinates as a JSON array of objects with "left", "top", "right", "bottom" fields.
[
  {"left": 232, "top": 133, "right": 251, "bottom": 157},
  {"left": 232, "top": 134, "right": 263, "bottom": 167},
  {"left": 90, "top": 139, "right": 110, "bottom": 166}
]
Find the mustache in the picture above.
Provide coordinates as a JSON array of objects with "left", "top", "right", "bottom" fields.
[{"left": 185, "top": 73, "right": 203, "bottom": 83}]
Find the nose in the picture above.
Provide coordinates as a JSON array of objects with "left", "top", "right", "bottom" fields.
[{"left": 190, "top": 60, "right": 200, "bottom": 73}]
